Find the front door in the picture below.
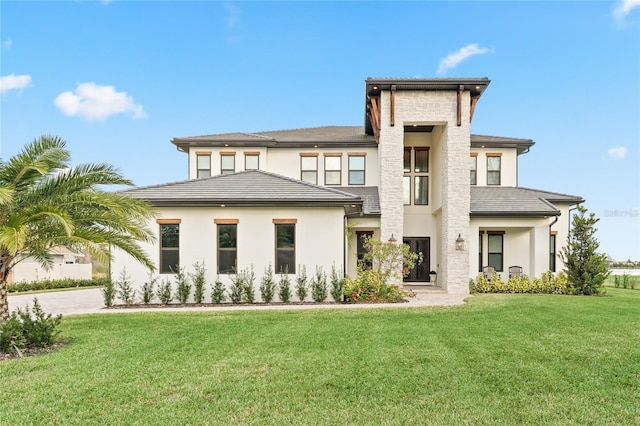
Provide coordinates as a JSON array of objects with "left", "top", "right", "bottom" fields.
[{"left": 403, "top": 237, "right": 430, "bottom": 282}]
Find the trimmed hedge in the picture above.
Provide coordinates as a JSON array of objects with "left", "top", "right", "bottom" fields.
[
  {"left": 470, "top": 271, "right": 568, "bottom": 294},
  {"left": 7, "top": 277, "right": 111, "bottom": 293}
]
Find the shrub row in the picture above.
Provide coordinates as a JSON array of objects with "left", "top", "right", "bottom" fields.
[
  {"left": 470, "top": 271, "right": 569, "bottom": 294},
  {"left": 104, "top": 263, "right": 345, "bottom": 307},
  {"left": 613, "top": 274, "right": 637, "bottom": 290},
  {"left": 0, "top": 298, "right": 62, "bottom": 356},
  {"left": 7, "top": 277, "right": 111, "bottom": 293}
]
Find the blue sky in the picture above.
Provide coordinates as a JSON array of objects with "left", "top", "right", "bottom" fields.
[{"left": 1, "top": 1, "right": 639, "bottom": 261}]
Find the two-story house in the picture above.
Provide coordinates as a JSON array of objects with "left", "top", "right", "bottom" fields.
[{"left": 112, "top": 77, "right": 583, "bottom": 296}]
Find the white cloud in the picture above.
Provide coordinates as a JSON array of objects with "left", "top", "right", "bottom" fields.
[
  {"left": 613, "top": 0, "right": 640, "bottom": 20},
  {"left": 54, "top": 82, "right": 147, "bottom": 120},
  {"left": 0, "top": 74, "right": 32, "bottom": 93},
  {"left": 2, "top": 38, "right": 12, "bottom": 49},
  {"left": 224, "top": 3, "right": 241, "bottom": 28},
  {"left": 437, "top": 43, "right": 490, "bottom": 75},
  {"left": 608, "top": 146, "right": 627, "bottom": 160}
]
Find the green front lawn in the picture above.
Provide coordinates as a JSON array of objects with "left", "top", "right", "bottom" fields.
[{"left": 1, "top": 289, "right": 638, "bottom": 425}]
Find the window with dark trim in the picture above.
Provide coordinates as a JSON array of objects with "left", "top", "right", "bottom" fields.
[
  {"left": 221, "top": 153, "right": 235, "bottom": 175},
  {"left": 275, "top": 221, "right": 296, "bottom": 273},
  {"left": 244, "top": 153, "right": 259, "bottom": 171},
  {"left": 549, "top": 233, "right": 557, "bottom": 272},
  {"left": 196, "top": 154, "right": 211, "bottom": 178},
  {"left": 300, "top": 155, "right": 318, "bottom": 184},
  {"left": 159, "top": 222, "right": 180, "bottom": 274},
  {"left": 403, "top": 147, "right": 429, "bottom": 205},
  {"left": 487, "top": 232, "right": 504, "bottom": 272},
  {"left": 217, "top": 223, "right": 237, "bottom": 274},
  {"left": 356, "top": 231, "right": 373, "bottom": 270},
  {"left": 348, "top": 154, "right": 365, "bottom": 185},
  {"left": 470, "top": 154, "right": 477, "bottom": 185},
  {"left": 324, "top": 154, "right": 341, "bottom": 185},
  {"left": 487, "top": 154, "right": 501, "bottom": 185},
  {"left": 478, "top": 231, "right": 484, "bottom": 272}
]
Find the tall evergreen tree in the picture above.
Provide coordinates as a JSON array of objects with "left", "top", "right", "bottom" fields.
[
  {"left": 0, "top": 136, "right": 156, "bottom": 321},
  {"left": 560, "top": 205, "right": 609, "bottom": 295}
]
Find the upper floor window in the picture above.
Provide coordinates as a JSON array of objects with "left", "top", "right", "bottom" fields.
[
  {"left": 221, "top": 153, "right": 235, "bottom": 175},
  {"left": 324, "top": 154, "right": 342, "bottom": 185},
  {"left": 300, "top": 154, "right": 318, "bottom": 184},
  {"left": 487, "top": 232, "right": 504, "bottom": 272},
  {"left": 470, "top": 153, "right": 477, "bottom": 185},
  {"left": 487, "top": 154, "right": 501, "bottom": 185},
  {"left": 348, "top": 153, "right": 366, "bottom": 185},
  {"left": 403, "top": 147, "right": 429, "bottom": 205},
  {"left": 274, "top": 219, "right": 296, "bottom": 274},
  {"left": 244, "top": 152, "right": 259, "bottom": 171},
  {"left": 216, "top": 220, "right": 238, "bottom": 274},
  {"left": 158, "top": 220, "right": 180, "bottom": 274},
  {"left": 196, "top": 153, "right": 211, "bottom": 178}
]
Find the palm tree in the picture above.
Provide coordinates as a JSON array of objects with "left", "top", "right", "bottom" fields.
[{"left": 0, "top": 135, "right": 156, "bottom": 321}]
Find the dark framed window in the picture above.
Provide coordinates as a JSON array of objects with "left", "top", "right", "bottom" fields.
[
  {"left": 479, "top": 231, "right": 484, "bottom": 273},
  {"left": 356, "top": 231, "right": 373, "bottom": 270},
  {"left": 414, "top": 147, "right": 429, "bottom": 173},
  {"left": 487, "top": 155, "right": 501, "bottom": 185},
  {"left": 487, "top": 232, "right": 504, "bottom": 272},
  {"left": 244, "top": 153, "right": 259, "bottom": 170},
  {"left": 348, "top": 155, "right": 365, "bottom": 185},
  {"left": 196, "top": 154, "right": 211, "bottom": 178},
  {"left": 221, "top": 154, "right": 235, "bottom": 175},
  {"left": 159, "top": 222, "right": 180, "bottom": 274},
  {"left": 549, "top": 233, "right": 557, "bottom": 272},
  {"left": 414, "top": 176, "right": 428, "bottom": 205},
  {"left": 217, "top": 223, "right": 237, "bottom": 274},
  {"left": 275, "top": 221, "right": 295, "bottom": 273},
  {"left": 324, "top": 155, "right": 341, "bottom": 185},
  {"left": 470, "top": 155, "right": 477, "bottom": 185},
  {"left": 403, "top": 148, "right": 411, "bottom": 173},
  {"left": 300, "top": 155, "right": 318, "bottom": 184},
  {"left": 403, "top": 147, "right": 429, "bottom": 205}
]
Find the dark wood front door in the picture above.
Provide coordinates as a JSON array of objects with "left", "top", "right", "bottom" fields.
[{"left": 403, "top": 237, "right": 430, "bottom": 282}]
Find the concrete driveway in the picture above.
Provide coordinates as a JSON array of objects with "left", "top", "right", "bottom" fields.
[{"left": 8, "top": 287, "right": 469, "bottom": 316}]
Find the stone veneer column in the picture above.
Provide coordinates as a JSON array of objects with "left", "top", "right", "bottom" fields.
[
  {"left": 439, "top": 96, "right": 471, "bottom": 294},
  {"left": 378, "top": 91, "right": 405, "bottom": 268},
  {"left": 377, "top": 89, "right": 471, "bottom": 293}
]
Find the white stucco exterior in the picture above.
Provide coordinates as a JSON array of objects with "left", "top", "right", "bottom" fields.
[
  {"left": 114, "top": 77, "right": 582, "bottom": 298},
  {"left": 111, "top": 206, "right": 346, "bottom": 302}
]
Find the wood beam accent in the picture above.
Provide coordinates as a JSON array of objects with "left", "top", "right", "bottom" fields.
[
  {"left": 390, "top": 85, "right": 396, "bottom": 127},
  {"left": 469, "top": 95, "right": 480, "bottom": 124},
  {"left": 214, "top": 219, "right": 239, "bottom": 224},
  {"left": 457, "top": 85, "right": 463, "bottom": 127},
  {"left": 367, "top": 95, "right": 381, "bottom": 144}
]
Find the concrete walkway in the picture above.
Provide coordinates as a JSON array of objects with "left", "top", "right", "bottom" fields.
[{"left": 8, "top": 288, "right": 470, "bottom": 316}]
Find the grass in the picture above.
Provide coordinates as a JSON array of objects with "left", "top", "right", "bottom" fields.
[{"left": 1, "top": 289, "right": 639, "bottom": 425}]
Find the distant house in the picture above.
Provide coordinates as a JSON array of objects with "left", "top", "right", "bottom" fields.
[
  {"left": 111, "top": 77, "right": 583, "bottom": 297},
  {"left": 9, "top": 246, "right": 92, "bottom": 283}
]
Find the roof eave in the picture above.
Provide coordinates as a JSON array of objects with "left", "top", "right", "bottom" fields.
[{"left": 470, "top": 211, "right": 561, "bottom": 218}]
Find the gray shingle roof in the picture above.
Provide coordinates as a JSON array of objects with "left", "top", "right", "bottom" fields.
[
  {"left": 172, "top": 126, "right": 536, "bottom": 152},
  {"left": 172, "top": 126, "right": 376, "bottom": 150},
  {"left": 471, "top": 186, "right": 582, "bottom": 217},
  {"left": 121, "top": 170, "right": 363, "bottom": 208},
  {"left": 339, "top": 187, "right": 380, "bottom": 215}
]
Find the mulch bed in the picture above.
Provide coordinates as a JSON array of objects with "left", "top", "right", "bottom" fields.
[{"left": 0, "top": 341, "right": 69, "bottom": 362}]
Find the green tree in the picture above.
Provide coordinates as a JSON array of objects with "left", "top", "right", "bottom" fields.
[
  {"left": 0, "top": 135, "right": 156, "bottom": 321},
  {"left": 560, "top": 204, "right": 609, "bottom": 295}
]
